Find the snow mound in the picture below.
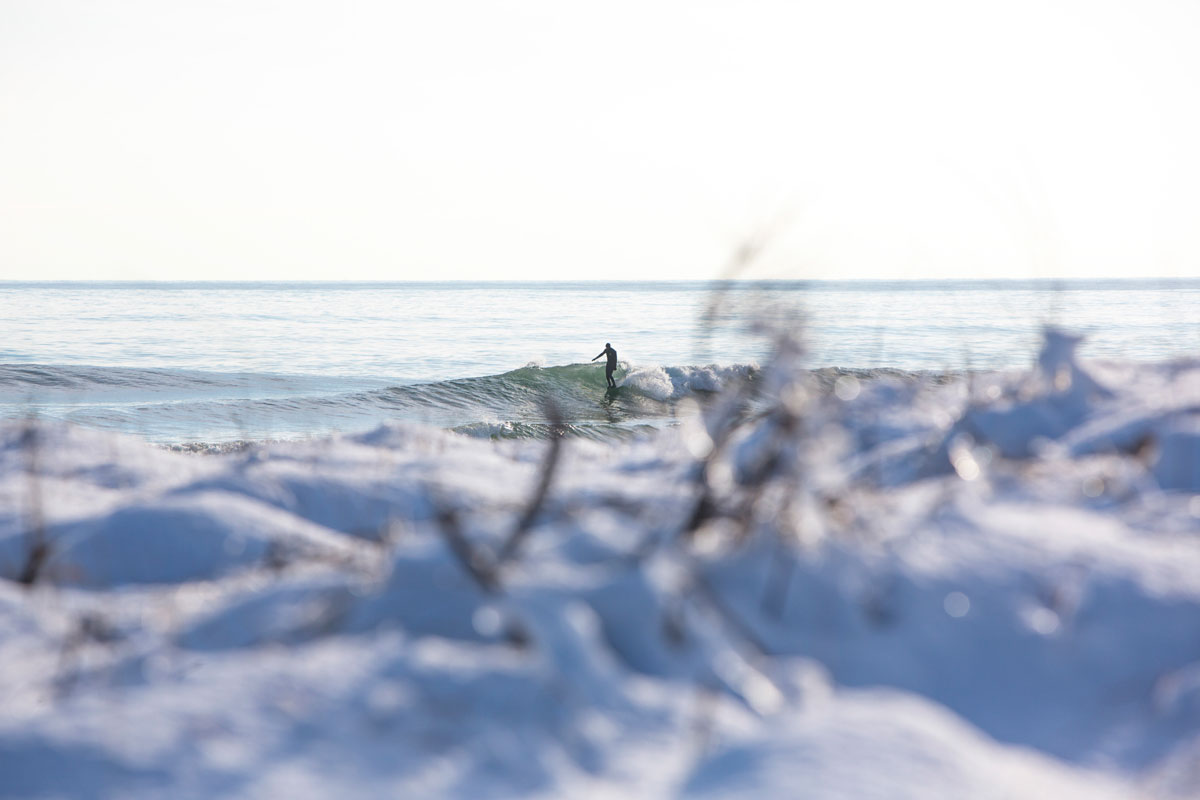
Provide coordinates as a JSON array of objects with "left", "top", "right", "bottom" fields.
[{"left": 1, "top": 329, "right": 1198, "bottom": 798}]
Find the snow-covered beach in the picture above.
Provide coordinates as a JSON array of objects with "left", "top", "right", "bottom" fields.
[
  {"left": 8, "top": 0, "right": 1200, "bottom": 791},
  {"left": 2, "top": 329, "right": 1198, "bottom": 798}
]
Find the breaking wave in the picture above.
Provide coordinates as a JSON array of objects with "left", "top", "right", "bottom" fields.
[{"left": 375, "top": 362, "right": 756, "bottom": 418}]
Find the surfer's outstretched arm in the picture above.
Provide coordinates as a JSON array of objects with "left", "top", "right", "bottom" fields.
[{"left": 592, "top": 352, "right": 605, "bottom": 361}]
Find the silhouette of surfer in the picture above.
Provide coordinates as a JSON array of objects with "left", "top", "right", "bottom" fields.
[{"left": 592, "top": 342, "right": 617, "bottom": 388}]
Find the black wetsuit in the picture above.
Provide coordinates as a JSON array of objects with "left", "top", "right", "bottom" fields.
[{"left": 604, "top": 347, "right": 617, "bottom": 388}]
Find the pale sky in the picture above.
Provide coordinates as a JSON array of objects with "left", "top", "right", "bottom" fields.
[{"left": 2, "top": 0, "right": 1198, "bottom": 281}]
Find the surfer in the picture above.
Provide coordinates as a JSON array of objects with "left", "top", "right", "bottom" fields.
[{"left": 592, "top": 343, "right": 618, "bottom": 388}]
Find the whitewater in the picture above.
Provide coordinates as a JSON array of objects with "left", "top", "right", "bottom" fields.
[{"left": 1, "top": 282, "right": 1199, "bottom": 797}]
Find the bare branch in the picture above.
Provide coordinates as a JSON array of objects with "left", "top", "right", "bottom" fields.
[
  {"left": 17, "top": 419, "right": 50, "bottom": 587},
  {"left": 432, "top": 500, "right": 500, "bottom": 594},
  {"left": 497, "top": 399, "right": 564, "bottom": 565}
]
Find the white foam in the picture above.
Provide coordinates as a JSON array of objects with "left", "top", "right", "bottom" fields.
[{"left": 621, "top": 363, "right": 755, "bottom": 400}]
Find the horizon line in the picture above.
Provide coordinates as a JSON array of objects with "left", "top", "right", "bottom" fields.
[{"left": 3, "top": 276, "right": 1197, "bottom": 285}]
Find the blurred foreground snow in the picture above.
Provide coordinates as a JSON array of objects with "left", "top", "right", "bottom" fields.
[{"left": 1, "top": 330, "right": 1199, "bottom": 798}]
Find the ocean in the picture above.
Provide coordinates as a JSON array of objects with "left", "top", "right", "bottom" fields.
[{"left": 3, "top": 279, "right": 1198, "bottom": 444}]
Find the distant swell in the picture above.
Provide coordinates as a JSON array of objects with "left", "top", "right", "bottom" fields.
[{"left": 0, "top": 363, "right": 348, "bottom": 400}]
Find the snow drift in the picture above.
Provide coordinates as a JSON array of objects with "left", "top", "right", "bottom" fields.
[{"left": 1, "top": 329, "right": 1198, "bottom": 798}]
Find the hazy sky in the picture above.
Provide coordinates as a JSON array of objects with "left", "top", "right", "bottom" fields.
[{"left": 2, "top": 0, "right": 1198, "bottom": 281}]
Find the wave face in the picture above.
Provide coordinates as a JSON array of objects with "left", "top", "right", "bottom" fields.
[
  {"left": 376, "top": 362, "right": 755, "bottom": 421},
  {"left": 0, "top": 362, "right": 756, "bottom": 443}
]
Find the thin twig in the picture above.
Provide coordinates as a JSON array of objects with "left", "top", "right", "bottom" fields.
[
  {"left": 690, "top": 568, "right": 773, "bottom": 657},
  {"left": 18, "top": 420, "right": 49, "bottom": 587},
  {"left": 432, "top": 502, "right": 500, "bottom": 594},
  {"left": 497, "top": 400, "right": 564, "bottom": 564}
]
